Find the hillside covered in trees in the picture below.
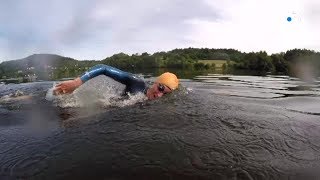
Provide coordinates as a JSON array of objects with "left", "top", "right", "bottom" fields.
[{"left": 0, "top": 48, "right": 319, "bottom": 81}]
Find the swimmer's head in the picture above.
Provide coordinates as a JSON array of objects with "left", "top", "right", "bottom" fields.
[
  {"left": 146, "top": 72, "right": 179, "bottom": 100},
  {"left": 156, "top": 72, "right": 179, "bottom": 90}
]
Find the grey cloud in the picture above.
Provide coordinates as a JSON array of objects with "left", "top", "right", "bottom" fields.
[
  {"left": 0, "top": 0, "right": 83, "bottom": 60},
  {"left": 143, "top": 0, "right": 220, "bottom": 26},
  {"left": 305, "top": 2, "right": 320, "bottom": 22},
  {"left": 0, "top": 0, "right": 221, "bottom": 61},
  {"left": 61, "top": 0, "right": 220, "bottom": 41},
  {"left": 58, "top": 0, "right": 221, "bottom": 54}
]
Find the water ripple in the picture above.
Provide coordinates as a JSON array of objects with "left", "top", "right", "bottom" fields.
[{"left": 1, "top": 78, "right": 320, "bottom": 179}]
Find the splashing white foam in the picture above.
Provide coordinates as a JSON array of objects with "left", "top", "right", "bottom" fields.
[
  {"left": 45, "top": 84, "right": 56, "bottom": 101},
  {"left": 46, "top": 76, "right": 147, "bottom": 108},
  {"left": 104, "top": 92, "right": 147, "bottom": 108},
  {"left": 0, "top": 90, "right": 29, "bottom": 102},
  {"left": 186, "top": 87, "right": 193, "bottom": 93}
]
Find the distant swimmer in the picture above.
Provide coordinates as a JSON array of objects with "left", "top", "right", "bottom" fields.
[{"left": 53, "top": 64, "right": 179, "bottom": 100}]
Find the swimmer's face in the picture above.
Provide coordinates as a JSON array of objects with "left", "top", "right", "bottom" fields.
[{"left": 146, "top": 82, "right": 172, "bottom": 100}]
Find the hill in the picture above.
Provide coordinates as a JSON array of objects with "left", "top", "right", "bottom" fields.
[{"left": 0, "top": 54, "right": 98, "bottom": 80}]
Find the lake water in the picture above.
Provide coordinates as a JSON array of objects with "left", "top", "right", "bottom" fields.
[{"left": 0, "top": 73, "right": 320, "bottom": 180}]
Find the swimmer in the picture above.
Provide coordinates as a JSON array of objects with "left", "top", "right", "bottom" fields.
[{"left": 53, "top": 64, "right": 179, "bottom": 100}]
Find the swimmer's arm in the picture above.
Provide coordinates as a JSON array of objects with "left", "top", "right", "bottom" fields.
[
  {"left": 79, "top": 64, "right": 136, "bottom": 85},
  {"left": 53, "top": 64, "right": 138, "bottom": 95}
]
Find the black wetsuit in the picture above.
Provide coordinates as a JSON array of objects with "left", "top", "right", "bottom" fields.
[{"left": 80, "top": 64, "right": 147, "bottom": 95}]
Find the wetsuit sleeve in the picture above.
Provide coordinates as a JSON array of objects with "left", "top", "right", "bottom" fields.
[{"left": 80, "top": 64, "right": 141, "bottom": 86}]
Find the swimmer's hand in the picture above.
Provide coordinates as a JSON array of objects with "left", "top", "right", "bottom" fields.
[{"left": 53, "top": 78, "right": 83, "bottom": 95}]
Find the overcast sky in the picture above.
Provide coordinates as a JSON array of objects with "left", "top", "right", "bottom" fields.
[{"left": 0, "top": 0, "right": 319, "bottom": 62}]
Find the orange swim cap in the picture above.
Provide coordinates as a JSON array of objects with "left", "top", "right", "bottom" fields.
[{"left": 156, "top": 72, "right": 179, "bottom": 90}]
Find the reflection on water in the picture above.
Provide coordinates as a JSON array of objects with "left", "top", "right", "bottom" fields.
[
  {"left": 0, "top": 73, "right": 320, "bottom": 179},
  {"left": 192, "top": 74, "right": 320, "bottom": 99}
]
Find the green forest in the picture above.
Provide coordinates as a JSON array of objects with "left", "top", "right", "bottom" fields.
[{"left": 0, "top": 48, "right": 319, "bottom": 81}]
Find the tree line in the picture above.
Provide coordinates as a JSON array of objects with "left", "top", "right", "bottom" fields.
[{"left": 0, "top": 48, "right": 319, "bottom": 80}]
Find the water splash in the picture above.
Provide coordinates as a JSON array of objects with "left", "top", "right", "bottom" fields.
[
  {"left": 46, "top": 76, "right": 147, "bottom": 108},
  {"left": 45, "top": 83, "right": 56, "bottom": 102},
  {"left": 0, "top": 90, "right": 30, "bottom": 103}
]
